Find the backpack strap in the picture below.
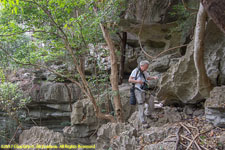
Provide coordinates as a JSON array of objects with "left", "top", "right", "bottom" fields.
[
  {"left": 132, "top": 67, "right": 140, "bottom": 87},
  {"left": 140, "top": 71, "right": 147, "bottom": 82}
]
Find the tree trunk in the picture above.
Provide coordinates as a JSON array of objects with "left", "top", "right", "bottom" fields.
[
  {"left": 201, "top": 0, "right": 225, "bottom": 34},
  {"left": 99, "top": 24, "right": 124, "bottom": 122},
  {"left": 65, "top": 43, "right": 116, "bottom": 123},
  {"left": 79, "top": 56, "right": 85, "bottom": 74},
  {"left": 193, "top": 3, "right": 212, "bottom": 98},
  {"left": 119, "top": 32, "right": 127, "bottom": 85}
]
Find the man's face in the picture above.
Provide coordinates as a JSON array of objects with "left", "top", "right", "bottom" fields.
[{"left": 140, "top": 64, "right": 149, "bottom": 71}]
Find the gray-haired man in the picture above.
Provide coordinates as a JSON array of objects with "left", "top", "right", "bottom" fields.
[{"left": 128, "top": 60, "right": 158, "bottom": 127}]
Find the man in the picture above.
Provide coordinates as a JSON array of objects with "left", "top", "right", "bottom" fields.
[{"left": 128, "top": 60, "right": 158, "bottom": 127}]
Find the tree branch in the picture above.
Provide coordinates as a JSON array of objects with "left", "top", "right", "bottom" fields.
[{"left": 182, "top": 0, "right": 198, "bottom": 12}]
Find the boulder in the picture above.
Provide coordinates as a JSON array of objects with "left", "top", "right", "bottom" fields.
[
  {"left": 141, "top": 124, "right": 180, "bottom": 150},
  {"left": 25, "top": 82, "right": 82, "bottom": 131},
  {"left": 124, "top": 0, "right": 175, "bottom": 24},
  {"left": 204, "top": 21, "right": 225, "bottom": 85},
  {"left": 18, "top": 126, "right": 65, "bottom": 149},
  {"left": 63, "top": 125, "right": 97, "bottom": 145},
  {"left": 71, "top": 83, "right": 136, "bottom": 126},
  {"left": 205, "top": 86, "right": 225, "bottom": 128},
  {"left": 32, "top": 82, "right": 82, "bottom": 103},
  {"left": 143, "top": 136, "right": 177, "bottom": 150},
  {"left": 71, "top": 100, "right": 98, "bottom": 125},
  {"left": 142, "top": 124, "right": 178, "bottom": 143},
  {"left": 119, "top": 19, "right": 180, "bottom": 55},
  {"left": 96, "top": 123, "right": 137, "bottom": 150},
  {"left": 148, "top": 55, "right": 171, "bottom": 73},
  {"left": 157, "top": 42, "right": 203, "bottom": 104}
]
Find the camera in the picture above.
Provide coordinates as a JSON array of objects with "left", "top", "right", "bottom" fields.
[{"left": 141, "top": 82, "right": 149, "bottom": 90}]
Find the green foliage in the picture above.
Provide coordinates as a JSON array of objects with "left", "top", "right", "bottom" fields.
[
  {"left": 0, "top": 68, "right": 6, "bottom": 83},
  {"left": 0, "top": 0, "right": 126, "bottom": 66},
  {"left": 0, "top": 82, "right": 31, "bottom": 117},
  {"left": 0, "top": 0, "right": 126, "bottom": 98},
  {"left": 168, "top": 3, "right": 197, "bottom": 42}
]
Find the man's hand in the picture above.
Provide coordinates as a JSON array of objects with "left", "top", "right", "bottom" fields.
[
  {"left": 152, "top": 76, "right": 158, "bottom": 80},
  {"left": 136, "top": 80, "right": 143, "bottom": 84}
]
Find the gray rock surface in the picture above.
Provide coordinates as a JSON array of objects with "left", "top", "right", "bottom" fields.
[
  {"left": 204, "top": 21, "right": 225, "bottom": 85},
  {"left": 143, "top": 136, "right": 177, "bottom": 150},
  {"left": 157, "top": 42, "right": 203, "bottom": 104},
  {"left": 31, "top": 82, "right": 82, "bottom": 103},
  {"left": 205, "top": 86, "right": 225, "bottom": 128},
  {"left": 71, "top": 100, "right": 98, "bottom": 125},
  {"left": 96, "top": 123, "right": 137, "bottom": 150},
  {"left": 63, "top": 125, "right": 97, "bottom": 145},
  {"left": 124, "top": 0, "right": 174, "bottom": 24},
  {"left": 141, "top": 124, "right": 178, "bottom": 143},
  {"left": 18, "top": 126, "right": 65, "bottom": 150}
]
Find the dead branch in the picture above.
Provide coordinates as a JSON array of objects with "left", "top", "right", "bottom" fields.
[
  {"left": 175, "top": 126, "right": 181, "bottom": 150},
  {"left": 180, "top": 123, "right": 202, "bottom": 150},
  {"left": 186, "top": 128, "right": 212, "bottom": 150}
]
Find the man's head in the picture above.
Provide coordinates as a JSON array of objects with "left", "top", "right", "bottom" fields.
[{"left": 139, "top": 60, "right": 149, "bottom": 71}]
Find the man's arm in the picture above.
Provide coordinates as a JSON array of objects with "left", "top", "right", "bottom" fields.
[
  {"left": 129, "top": 76, "right": 143, "bottom": 84},
  {"left": 147, "top": 76, "right": 158, "bottom": 80}
]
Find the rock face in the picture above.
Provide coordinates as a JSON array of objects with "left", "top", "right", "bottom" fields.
[
  {"left": 157, "top": 42, "right": 203, "bottom": 104},
  {"left": 30, "top": 82, "right": 82, "bottom": 103},
  {"left": 96, "top": 123, "right": 137, "bottom": 150},
  {"left": 205, "top": 86, "right": 225, "bottom": 128},
  {"left": 142, "top": 125, "right": 179, "bottom": 150},
  {"left": 204, "top": 21, "right": 225, "bottom": 85},
  {"left": 18, "top": 126, "right": 65, "bottom": 149},
  {"left": 156, "top": 20, "right": 225, "bottom": 105},
  {"left": 63, "top": 125, "right": 97, "bottom": 145},
  {"left": 125, "top": 0, "right": 174, "bottom": 24},
  {"left": 7, "top": 68, "right": 84, "bottom": 131},
  {"left": 26, "top": 82, "right": 82, "bottom": 131},
  {"left": 71, "top": 100, "right": 98, "bottom": 125},
  {"left": 96, "top": 121, "right": 180, "bottom": 150},
  {"left": 67, "top": 83, "right": 136, "bottom": 146}
]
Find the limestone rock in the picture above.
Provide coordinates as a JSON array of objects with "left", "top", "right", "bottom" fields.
[
  {"left": 124, "top": 0, "right": 174, "bottom": 24},
  {"left": 63, "top": 125, "right": 97, "bottom": 145},
  {"left": 119, "top": 19, "right": 180, "bottom": 55},
  {"left": 157, "top": 42, "right": 203, "bottom": 104},
  {"left": 142, "top": 124, "right": 178, "bottom": 143},
  {"left": 148, "top": 55, "right": 171, "bottom": 73},
  {"left": 205, "top": 86, "right": 225, "bottom": 128},
  {"left": 18, "top": 126, "right": 65, "bottom": 149},
  {"left": 96, "top": 123, "right": 137, "bottom": 150},
  {"left": 71, "top": 100, "right": 98, "bottom": 125},
  {"left": 204, "top": 21, "right": 225, "bottom": 85},
  {"left": 143, "top": 136, "right": 177, "bottom": 150},
  {"left": 34, "top": 82, "right": 82, "bottom": 103},
  {"left": 163, "top": 107, "right": 183, "bottom": 123}
]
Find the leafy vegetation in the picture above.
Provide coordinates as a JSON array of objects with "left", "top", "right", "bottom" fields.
[
  {"left": 0, "top": 0, "right": 127, "bottom": 124},
  {"left": 169, "top": 3, "right": 197, "bottom": 42}
]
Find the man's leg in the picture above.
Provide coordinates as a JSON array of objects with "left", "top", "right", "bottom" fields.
[{"left": 135, "top": 90, "right": 145, "bottom": 123}]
